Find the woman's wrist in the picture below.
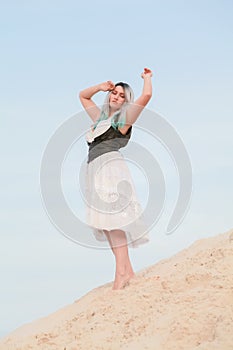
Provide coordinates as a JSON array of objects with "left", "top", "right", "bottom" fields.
[
  {"left": 97, "top": 83, "right": 105, "bottom": 92},
  {"left": 142, "top": 78, "right": 152, "bottom": 96},
  {"left": 143, "top": 76, "right": 152, "bottom": 80}
]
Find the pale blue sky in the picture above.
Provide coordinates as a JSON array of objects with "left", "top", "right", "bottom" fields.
[{"left": 1, "top": 0, "right": 233, "bottom": 337}]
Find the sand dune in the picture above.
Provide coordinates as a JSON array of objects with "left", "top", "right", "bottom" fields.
[{"left": 1, "top": 229, "right": 233, "bottom": 350}]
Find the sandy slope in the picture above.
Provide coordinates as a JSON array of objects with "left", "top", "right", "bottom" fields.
[{"left": 1, "top": 228, "right": 233, "bottom": 350}]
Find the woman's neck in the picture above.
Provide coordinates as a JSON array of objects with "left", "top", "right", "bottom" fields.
[{"left": 109, "top": 109, "right": 119, "bottom": 117}]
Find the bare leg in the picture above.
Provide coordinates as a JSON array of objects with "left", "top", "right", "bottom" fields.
[
  {"left": 103, "top": 229, "right": 116, "bottom": 255},
  {"left": 104, "top": 229, "right": 135, "bottom": 290}
]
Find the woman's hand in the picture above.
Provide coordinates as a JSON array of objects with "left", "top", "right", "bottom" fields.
[
  {"left": 141, "top": 67, "right": 153, "bottom": 79},
  {"left": 99, "top": 80, "right": 115, "bottom": 92}
]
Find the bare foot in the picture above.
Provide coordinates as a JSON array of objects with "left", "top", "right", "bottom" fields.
[{"left": 112, "top": 272, "right": 135, "bottom": 290}]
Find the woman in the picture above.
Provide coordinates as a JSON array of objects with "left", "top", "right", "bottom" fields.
[{"left": 79, "top": 68, "right": 153, "bottom": 290}]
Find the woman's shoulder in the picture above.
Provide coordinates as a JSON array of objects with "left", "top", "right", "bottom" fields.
[{"left": 117, "top": 124, "right": 132, "bottom": 136}]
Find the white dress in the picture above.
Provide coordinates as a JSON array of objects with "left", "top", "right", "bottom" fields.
[{"left": 85, "top": 118, "right": 150, "bottom": 248}]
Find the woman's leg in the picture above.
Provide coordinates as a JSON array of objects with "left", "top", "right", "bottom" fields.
[
  {"left": 103, "top": 229, "right": 135, "bottom": 289},
  {"left": 103, "top": 229, "right": 116, "bottom": 255}
]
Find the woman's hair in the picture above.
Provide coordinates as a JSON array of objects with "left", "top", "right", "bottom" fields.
[{"left": 93, "top": 82, "right": 134, "bottom": 130}]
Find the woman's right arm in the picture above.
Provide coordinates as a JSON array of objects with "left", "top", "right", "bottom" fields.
[{"left": 79, "top": 81, "right": 115, "bottom": 122}]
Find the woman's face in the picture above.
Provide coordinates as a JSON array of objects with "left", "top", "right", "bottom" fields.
[{"left": 109, "top": 85, "right": 125, "bottom": 111}]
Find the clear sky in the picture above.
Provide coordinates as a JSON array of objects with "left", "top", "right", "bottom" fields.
[{"left": 1, "top": 0, "right": 233, "bottom": 337}]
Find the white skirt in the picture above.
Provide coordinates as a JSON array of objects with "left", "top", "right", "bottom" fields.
[{"left": 85, "top": 150, "right": 150, "bottom": 248}]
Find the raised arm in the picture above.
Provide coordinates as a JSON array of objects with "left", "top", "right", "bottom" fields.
[
  {"left": 125, "top": 68, "right": 153, "bottom": 126},
  {"left": 79, "top": 81, "right": 115, "bottom": 122}
]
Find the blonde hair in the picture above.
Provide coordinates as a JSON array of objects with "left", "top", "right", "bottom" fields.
[{"left": 93, "top": 82, "right": 134, "bottom": 130}]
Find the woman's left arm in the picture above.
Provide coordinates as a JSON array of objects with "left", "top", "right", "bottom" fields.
[{"left": 125, "top": 68, "right": 153, "bottom": 126}]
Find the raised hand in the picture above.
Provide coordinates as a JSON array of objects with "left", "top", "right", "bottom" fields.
[
  {"left": 99, "top": 80, "right": 115, "bottom": 92},
  {"left": 141, "top": 67, "right": 153, "bottom": 79}
]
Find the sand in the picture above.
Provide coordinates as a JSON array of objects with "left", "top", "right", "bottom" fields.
[{"left": 1, "top": 228, "right": 233, "bottom": 350}]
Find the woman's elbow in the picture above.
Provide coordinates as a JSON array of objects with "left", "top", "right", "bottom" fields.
[
  {"left": 143, "top": 93, "right": 152, "bottom": 104},
  {"left": 79, "top": 91, "right": 84, "bottom": 99},
  {"left": 79, "top": 91, "right": 89, "bottom": 102}
]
